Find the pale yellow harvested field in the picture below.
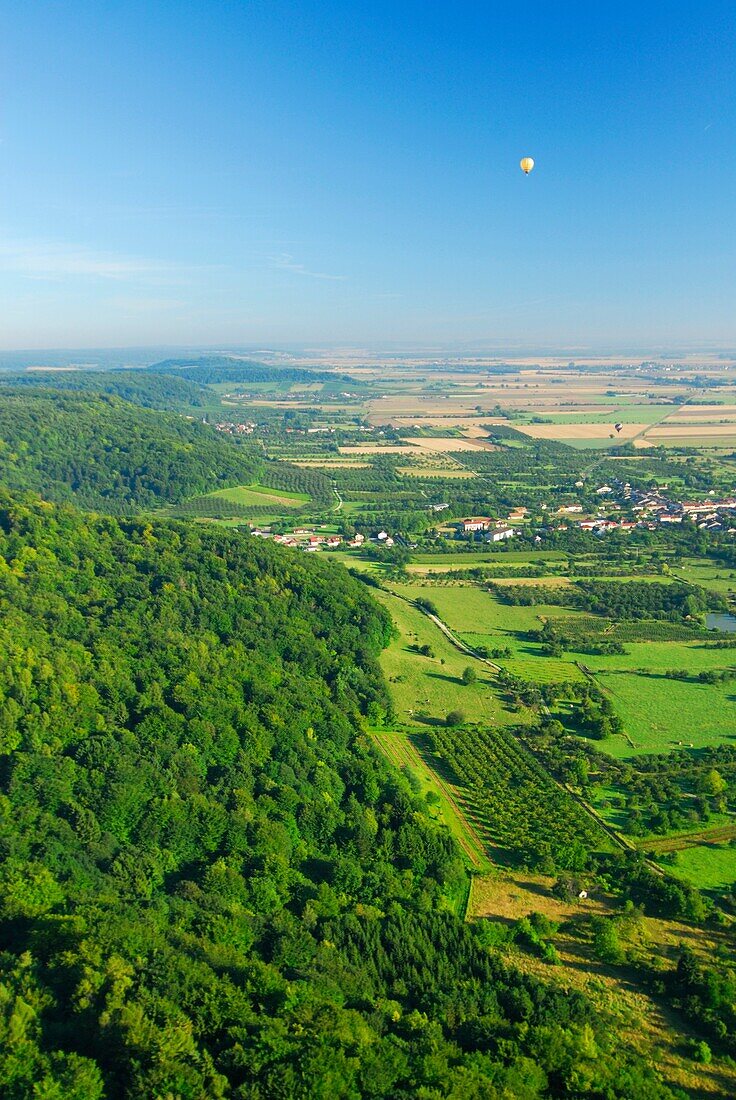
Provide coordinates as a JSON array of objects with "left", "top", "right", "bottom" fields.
[
  {"left": 645, "top": 423, "right": 736, "bottom": 438},
  {"left": 379, "top": 416, "right": 506, "bottom": 430},
  {"left": 464, "top": 421, "right": 507, "bottom": 435},
  {"left": 663, "top": 417, "right": 736, "bottom": 425},
  {"left": 517, "top": 422, "right": 647, "bottom": 441},
  {"left": 403, "top": 436, "right": 497, "bottom": 452},
  {"left": 634, "top": 435, "right": 736, "bottom": 449},
  {"left": 342, "top": 438, "right": 494, "bottom": 454},
  {"left": 668, "top": 405, "right": 736, "bottom": 417}
]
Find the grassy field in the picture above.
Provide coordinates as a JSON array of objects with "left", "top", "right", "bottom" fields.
[
  {"left": 201, "top": 483, "right": 310, "bottom": 507},
  {"left": 579, "top": 639, "right": 736, "bottom": 674},
  {"left": 390, "top": 581, "right": 589, "bottom": 632},
  {"left": 517, "top": 422, "right": 648, "bottom": 443},
  {"left": 589, "top": 670, "right": 736, "bottom": 758},
  {"left": 372, "top": 588, "right": 522, "bottom": 728},
  {"left": 665, "top": 844, "right": 736, "bottom": 891},
  {"left": 386, "top": 579, "right": 736, "bottom": 748},
  {"left": 673, "top": 559, "right": 736, "bottom": 595},
  {"left": 467, "top": 633, "right": 585, "bottom": 683},
  {"left": 537, "top": 405, "right": 674, "bottom": 425},
  {"left": 387, "top": 582, "right": 588, "bottom": 682},
  {"left": 381, "top": 568, "right": 736, "bottom": 889}
]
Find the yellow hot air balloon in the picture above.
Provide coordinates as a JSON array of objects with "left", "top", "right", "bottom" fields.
[{"left": 520, "top": 157, "right": 535, "bottom": 175}]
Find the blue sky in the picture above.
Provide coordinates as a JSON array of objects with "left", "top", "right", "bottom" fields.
[{"left": 1, "top": 1, "right": 734, "bottom": 351}]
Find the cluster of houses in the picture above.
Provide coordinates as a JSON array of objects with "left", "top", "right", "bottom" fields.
[
  {"left": 616, "top": 482, "right": 736, "bottom": 533},
  {"left": 453, "top": 483, "right": 736, "bottom": 543},
  {"left": 214, "top": 420, "right": 256, "bottom": 436},
  {"left": 558, "top": 482, "right": 736, "bottom": 536},
  {"left": 248, "top": 527, "right": 370, "bottom": 552}
]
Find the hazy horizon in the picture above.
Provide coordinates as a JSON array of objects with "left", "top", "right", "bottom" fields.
[{"left": 1, "top": 342, "right": 735, "bottom": 369}]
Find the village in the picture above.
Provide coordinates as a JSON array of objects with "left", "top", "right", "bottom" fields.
[{"left": 243, "top": 476, "right": 736, "bottom": 554}]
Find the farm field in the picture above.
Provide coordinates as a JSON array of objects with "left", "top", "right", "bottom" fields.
[
  {"left": 393, "top": 578, "right": 736, "bottom": 756},
  {"left": 409, "top": 549, "right": 568, "bottom": 565},
  {"left": 578, "top": 639, "right": 736, "bottom": 675},
  {"left": 537, "top": 405, "right": 674, "bottom": 425},
  {"left": 466, "top": 631, "right": 585, "bottom": 683},
  {"left": 389, "top": 581, "right": 590, "bottom": 633},
  {"left": 378, "top": 553, "right": 736, "bottom": 892},
  {"left": 371, "top": 588, "right": 521, "bottom": 728},
  {"left": 200, "top": 483, "right": 310, "bottom": 507},
  {"left": 589, "top": 670, "right": 736, "bottom": 758},
  {"left": 518, "top": 422, "right": 648, "bottom": 442},
  {"left": 646, "top": 423, "right": 736, "bottom": 439},
  {"left": 667, "top": 844, "right": 736, "bottom": 891},
  {"left": 387, "top": 582, "right": 589, "bottom": 681},
  {"left": 427, "top": 722, "right": 614, "bottom": 868},
  {"left": 673, "top": 559, "right": 736, "bottom": 594},
  {"left": 397, "top": 466, "right": 476, "bottom": 478}
]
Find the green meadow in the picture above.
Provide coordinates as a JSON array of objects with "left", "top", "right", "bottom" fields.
[
  {"left": 673, "top": 558, "right": 736, "bottom": 596},
  {"left": 588, "top": 670, "right": 736, "bottom": 759},
  {"left": 539, "top": 404, "right": 673, "bottom": 425},
  {"left": 203, "top": 482, "right": 310, "bottom": 507},
  {"left": 387, "top": 582, "right": 587, "bottom": 682},
  {"left": 372, "top": 589, "right": 523, "bottom": 729},
  {"left": 665, "top": 844, "right": 736, "bottom": 892}
]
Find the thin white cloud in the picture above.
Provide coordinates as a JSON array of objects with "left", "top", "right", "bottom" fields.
[
  {"left": 0, "top": 237, "right": 185, "bottom": 282},
  {"left": 269, "top": 252, "right": 346, "bottom": 281}
]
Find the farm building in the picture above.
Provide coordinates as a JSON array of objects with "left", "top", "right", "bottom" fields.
[
  {"left": 486, "top": 526, "right": 515, "bottom": 542},
  {"left": 459, "top": 517, "right": 492, "bottom": 533}
]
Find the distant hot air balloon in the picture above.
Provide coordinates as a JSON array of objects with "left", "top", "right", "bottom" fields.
[
  {"left": 520, "top": 157, "right": 535, "bottom": 175},
  {"left": 614, "top": 422, "right": 623, "bottom": 433}
]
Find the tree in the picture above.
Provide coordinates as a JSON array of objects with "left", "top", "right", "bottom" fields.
[
  {"left": 445, "top": 709, "right": 466, "bottom": 727},
  {"left": 461, "top": 666, "right": 477, "bottom": 685},
  {"left": 699, "top": 769, "right": 727, "bottom": 797},
  {"left": 691, "top": 1040, "right": 712, "bottom": 1064}
]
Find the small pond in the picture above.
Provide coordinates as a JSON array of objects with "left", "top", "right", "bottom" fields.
[{"left": 706, "top": 612, "right": 736, "bottom": 633}]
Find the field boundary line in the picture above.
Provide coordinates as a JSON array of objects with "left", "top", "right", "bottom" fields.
[{"left": 369, "top": 728, "right": 489, "bottom": 870}]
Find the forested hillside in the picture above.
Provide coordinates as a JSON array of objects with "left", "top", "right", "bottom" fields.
[
  {"left": 0, "top": 370, "right": 208, "bottom": 410},
  {"left": 0, "top": 493, "right": 680, "bottom": 1099},
  {"left": 0, "top": 392, "right": 262, "bottom": 512},
  {"left": 149, "top": 355, "right": 348, "bottom": 385}
]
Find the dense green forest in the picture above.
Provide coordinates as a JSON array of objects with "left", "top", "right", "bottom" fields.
[
  {"left": 149, "top": 357, "right": 349, "bottom": 385},
  {"left": 0, "top": 370, "right": 208, "bottom": 410},
  {"left": 0, "top": 493, "right": 684, "bottom": 1098},
  {"left": 0, "top": 392, "right": 263, "bottom": 513}
]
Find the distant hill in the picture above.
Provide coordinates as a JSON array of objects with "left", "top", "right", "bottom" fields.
[
  {"left": 0, "top": 391, "right": 262, "bottom": 512},
  {"left": 0, "top": 369, "right": 208, "bottom": 410},
  {"left": 149, "top": 355, "right": 351, "bottom": 385}
]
